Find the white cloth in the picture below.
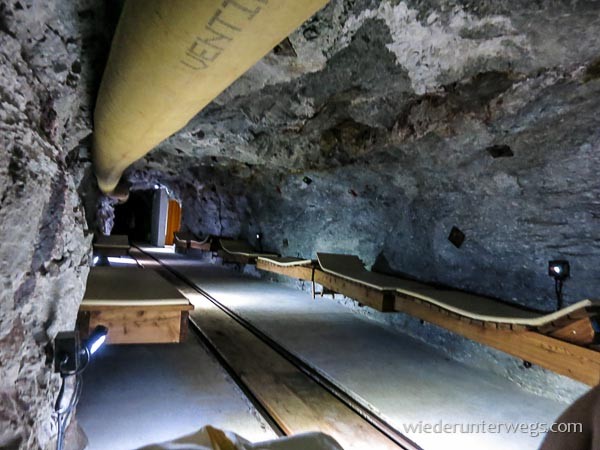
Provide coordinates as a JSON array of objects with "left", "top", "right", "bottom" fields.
[{"left": 136, "top": 426, "right": 344, "bottom": 450}]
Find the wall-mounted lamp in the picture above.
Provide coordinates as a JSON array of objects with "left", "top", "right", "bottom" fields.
[
  {"left": 53, "top": 326, "right": 108, "bottom": 450},
  {"left": 256, "top": 233, "right": 263, "bottom": 252},
  {"left": 548, "top": 260, "right": 570, "bottom": 310}
]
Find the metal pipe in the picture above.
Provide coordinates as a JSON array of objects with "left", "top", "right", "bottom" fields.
[{"left": 93, "top": 0, "right": 329, "bottom": 194}]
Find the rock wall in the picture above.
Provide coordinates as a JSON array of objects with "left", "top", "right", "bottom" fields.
[
  {"left": 137, "top": 0, "right": 600, "bottom": 398},
  {"left": 0, "top": 1, "right": 114, "bottom": 448}
]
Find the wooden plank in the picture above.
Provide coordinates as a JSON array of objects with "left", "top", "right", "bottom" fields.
[
  {"left": 179, "top": 311, "right": 189, "bottom": 341},
  {"left": 217, "top": 251, "right": 254, "bottom": 265},
  {"left": 76, "top": 311, "right": 91, "bottom": 339},
  {"left": 394, "top": 294, "right": 600, "bottom": 386},
  {"left": 93, "top": 247, "right": 130, "bottom": 257},
  {"left": 81, "top": 309, "right": 184, "bottom": 344},
  {"left": 174, "top": 238, "right": 211, "bottom": 253},
  {"left": 189, "top": 241, "right": 212, "bottom": 251},
  {"left": 255, "top": 259, "right": 314, "bottom": 281},
  {"left": 79, "top": 303, "right": 193, "bottom": 312},
  {"left": 313, "top": 269, "right": 395, "bottom": 312},
  {"left": 548, "top": 317, "right": 597, "bottom": 346}
]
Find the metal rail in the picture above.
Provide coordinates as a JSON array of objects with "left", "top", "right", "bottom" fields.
[{"left": 133, "top": 245, "right": 422, "bottom": 450}]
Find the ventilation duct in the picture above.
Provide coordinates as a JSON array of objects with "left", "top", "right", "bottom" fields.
[{"left": 93, "top": 0, "right": 328, "bottom": 194}]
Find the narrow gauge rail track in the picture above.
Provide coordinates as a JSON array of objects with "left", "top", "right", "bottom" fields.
[{"left": 132, "top": 246, "right": 421, "bottom": 450}]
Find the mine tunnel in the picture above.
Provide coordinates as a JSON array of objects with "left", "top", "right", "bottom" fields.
[{"left": 2, "top": 1, "right": 600, "bottom": 449}]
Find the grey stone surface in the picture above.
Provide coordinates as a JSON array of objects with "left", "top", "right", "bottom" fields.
[
  {"left": 2, "top": 0, "right": 600, "bottom": 447},
  {"left": 0, "top": 1, "right": 115, "bottom": 448},
  {"left": 128, "top": 1, "right": 600, "bottom": 397}
]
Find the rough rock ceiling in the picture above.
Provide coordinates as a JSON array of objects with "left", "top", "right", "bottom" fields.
[
  {"left": 127, "top": 0, "right": 600, "bottom": 311},
  {"left": 140, "top": 0, "right": 600, "bottom": 171}
]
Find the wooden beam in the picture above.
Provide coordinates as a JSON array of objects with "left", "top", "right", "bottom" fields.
[
  {"left": 217, "top": 251, "right": 254, "bottom": 265},
  {"left": 93, "top": 247, "right": 130, "bottom": 257},
  {"left": 258, "top": 257, "right": 599, "bottom": 384},
  {"left": 255, "top": 259, "right": 314, "bottom": 281},
  {"left": 77, "top": 307, "right": 190, "bottom": 344},
  {"left": 174, "top": 238, "right": 211, "bottom": 253},
  {"left": 548, "top": 317, "right": 597, "bottom": 346},
  {"left": 79, "top": 304, "right": 193, "bottom": 312},
  {"left": 394, "top": 295, "right": 600, "bottom": 386},
  {"left": 313, "top": 269, "right": 395, "bottom": 312}
]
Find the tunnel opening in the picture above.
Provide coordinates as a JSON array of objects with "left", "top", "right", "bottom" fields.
[
  {"left": 112, "top": 189, "right": 154, "bottom": 242},
  {"left": 110, "top": 188, "right": 182, "bottom": 246}
]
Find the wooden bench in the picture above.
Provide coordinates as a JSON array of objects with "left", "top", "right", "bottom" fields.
[
  {"left": 256, "top": 256, "right": 315, "bottom": 281},
  {"left": 217, "top": 238, "right": 278, "bottom": 264},
  {"left": 173, "top": 231, "right": 212, "bottom": 253},
  {"left": 93, "top": 234, "right": 130, "bottom": 257},
  {"left": 78, "top": 266, "right": 193, "bottom": 344},
  {"left": 257, "top": 252, "right": 600, "bottom": 385}
]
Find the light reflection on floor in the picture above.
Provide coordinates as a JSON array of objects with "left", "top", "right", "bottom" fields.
[
  {"left": 138, "top": 246, "right": 576, "bottom": 450},
  {"left": 77, "top": 337, "right": 276, "bottom": 450}
]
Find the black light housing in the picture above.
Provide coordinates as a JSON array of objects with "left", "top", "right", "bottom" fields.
[
  {"left": 548, "top": 260, "right": 570, "bottom": 281},
  {"left": 548, "top": 260, "right": 570, "bottom": 310},
  {"left": 54, "top": 326, "right": 108, "bottom": 375},
  {"left": 53, "top": 331, "right": 81, "bottom": 374},
  {"left": 53, "top": 326, "right": 108, "bottom": 450}
]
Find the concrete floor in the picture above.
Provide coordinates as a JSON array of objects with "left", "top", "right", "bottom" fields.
[
  {"left": 76, "top": 336, "right": 277, "bottom": 449},
  {"left": 142, "top": 246, "right": 578, "bottom": 450}
]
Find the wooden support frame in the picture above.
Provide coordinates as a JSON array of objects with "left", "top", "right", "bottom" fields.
[
  {"left": 174, "top": 234, "right": 212, "bottom": 254},
  {"left": 548, "top": 317, "right": 598, "bottom": 346},
  {"left": 311, "top": 285, "right": 336, "bottom": 299},
  {"left": 217, "top": 251, "right": 255, "bottom": 265},
  {"left": 255, "top": 255, "right": 600, "bottom": 384},
  {"left": 313, "top": 269, "right": 395, "bottom": 312},
  {"left": 77, "top": 304, "right": 193, "bottom": 344},
  {"left": 175, "top": 240, "right": 212, "bottom": 254},
  {"left": 93, "top": 247, "right": 130, "bottom": 257},
  {"left": 394, "top": 294, "right": 600, "bottom": 386},
  {"left": 93, "top": 235, "right": 130, "bottom": 257},
  {"left": 255, "top": 259, "right": 314, "bottom": 281}
]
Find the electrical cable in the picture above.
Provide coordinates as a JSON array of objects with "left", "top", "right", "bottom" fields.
[
  {"left": 555, "top": 278, "right": 564, "bottom": 310},
  {"left": 54, "top": 346, "right": 90, "bottom": 450}
]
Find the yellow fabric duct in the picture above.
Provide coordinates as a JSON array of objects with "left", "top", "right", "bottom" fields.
[{"left": 93, "top": 0, "right": 329, "bottom": 194}]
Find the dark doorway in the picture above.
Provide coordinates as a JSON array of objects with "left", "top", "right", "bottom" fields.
[{"left": 112, "top": 190, "right": 154, "bottom": 242}]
